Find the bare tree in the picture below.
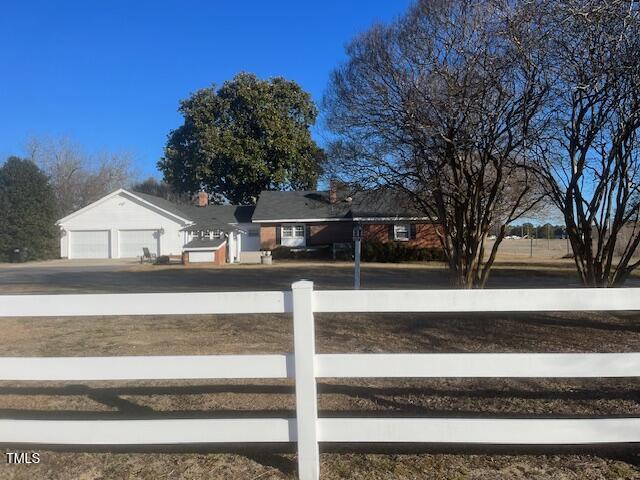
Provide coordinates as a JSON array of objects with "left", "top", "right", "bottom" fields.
[
  {"left": 532, "top": 0, "right": 640, "bottom": 286},
  {"left": 131, "top": 177, "right": 192, "bottom": 204},
  {"left": 324, "top": 0, "right": 549, "bottom": 287},
  {"left": 25, "top": 136, "right": 135, "bottom": 217}
]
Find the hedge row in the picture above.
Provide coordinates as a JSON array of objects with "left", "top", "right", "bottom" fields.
[
  {"left": 271, "top": 242, "right": 445, "bottom": 263},
  {"left": 361, "top": 241, "right": 446, "bottom": 263},
  {"left": 271, "top": 246, "right": 332, "bottom": 260}
]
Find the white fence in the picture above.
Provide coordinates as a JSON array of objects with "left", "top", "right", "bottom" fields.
[{"left": 1, "top": 282, "right": 640, "bottom": 479}]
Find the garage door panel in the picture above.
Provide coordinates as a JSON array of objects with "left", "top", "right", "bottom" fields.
[
  {"left": 70, "top": 231, "right": 110, "bottom": 259},
  {"left": 119, "top": 230, "right": 159, "bottom": 258}
]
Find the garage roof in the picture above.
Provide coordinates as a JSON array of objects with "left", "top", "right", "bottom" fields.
[
  {"left": 133, "top": 191, "right": 255, "bottom": 229},
  {"left": 183, "top": 238, "right": 226, "bottom": 250}
]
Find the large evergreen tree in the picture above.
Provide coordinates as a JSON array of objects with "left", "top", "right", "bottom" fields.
[
  {"left": 0, "top": 157, "right": 58, "bottom": 261},
  {"left": 159, "top": 73, "right": 324, "bottom": 204}
]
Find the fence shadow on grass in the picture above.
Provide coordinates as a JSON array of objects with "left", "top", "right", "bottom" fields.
[
  {"left": 0, "top": 380, "right": 638, "bottom": 422},
  {"left": 1, "top": 380, "right": 639, "bottom": 406},
  {"left": 1, "top": 381, "right": 640, "bottom": 475}
]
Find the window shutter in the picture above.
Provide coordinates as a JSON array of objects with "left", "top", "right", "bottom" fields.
[
  {"left": 276, "top": 225, "right": 281, "bottom": 245},
  {"left": 389, "top": 224, "right": 395, "bottom": 240},
  {"left": 410, "top": 224, "right": 417, "bottom": 240}
]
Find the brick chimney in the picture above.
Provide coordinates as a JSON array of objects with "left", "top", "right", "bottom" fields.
[
  {"left": 197, "top": 191, "right": 208, "bottom": 207},
  {"left": 329, "top": 179, "right": 337, "bottom": 204}
]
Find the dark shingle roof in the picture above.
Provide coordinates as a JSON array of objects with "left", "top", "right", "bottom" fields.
[
  {"left": 181, "top": 221, "right": 238, "bottom": 232},
  {"left": 130, "top": 190, "right": 255, "bottom": 230},
  {"left": 178, "top": 204, "right": 255, "bottom": 224},
  {"left": 133, "top": 191, "right": 194, "bottom": 221},
  {"left": 252, "top": 190, "right": 351, "bottom": 221},
  {"left": 130, "top": 188, "right": 426, "bottom": 226},
  {"left": 349, "top": 189, "right": 425, "bottom": 218},
  {"left": 183, "top": 238, "right": 226, "bottom": 250},
  {"left": 252, "top": 189, "right": 425, "bottom": 222}
]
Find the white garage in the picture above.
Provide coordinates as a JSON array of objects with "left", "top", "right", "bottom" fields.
[
  {"left": 118, "top": 229, "right": 160, "bottom": 258},
  {"left": 69, "top": 230, "right": 111, "bottom": 259},
  {"left": 57, "top": 188, "right": 256, "bottom": 263},
  {"left": 57, "top": 189, "right": 190, "bottom": 260}
]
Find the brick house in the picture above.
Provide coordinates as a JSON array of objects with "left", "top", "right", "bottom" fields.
[
  {"left": 252, "top": 183, "right": 441, "bottom": 250},
  {"left": 57, "top": 184, "right": 440, "bottom": 264}
]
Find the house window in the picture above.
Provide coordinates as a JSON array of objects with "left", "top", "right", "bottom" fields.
[
  {"left": 281, "top": 223, "right": 306, "bottom": 247},
  {"left": 393, "top": 223, "right": 410, "bottom": 241},
  {"left": 198, "top": 229, "right": 222, "bottom": 240},
  {"left": 248, "top": 228, "right": 259, "bottom": 237},
  {"left": 282, "top": 225, "right": 305, "bottom": 238}
]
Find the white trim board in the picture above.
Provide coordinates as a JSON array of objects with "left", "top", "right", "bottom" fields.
[{"left": 183, "top": 244, "right": 226, "bottom": 252}]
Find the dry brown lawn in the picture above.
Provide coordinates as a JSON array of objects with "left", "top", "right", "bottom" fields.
[{"left": 1, "top": 264, "right": 639, "bottom": 479}]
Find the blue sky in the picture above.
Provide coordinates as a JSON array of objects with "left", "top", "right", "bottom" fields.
[{"left": 0, "top": 0, "right": 412, "bottom": 179}]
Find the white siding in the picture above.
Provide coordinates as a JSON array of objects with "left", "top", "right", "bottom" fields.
[{"left": 59, "top": 192, "right": 187, "bottom": 258}]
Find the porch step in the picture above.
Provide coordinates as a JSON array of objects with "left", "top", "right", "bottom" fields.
[{"left": 239, "top": 251, "right": 263, "bottom": 264}]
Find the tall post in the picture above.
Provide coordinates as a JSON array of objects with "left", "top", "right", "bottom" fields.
[
  {"left": 291, "top": 281, "right": 319, "bottom": 480},
  {"left": 354, "top": 238, "right": 361, "bottom": 289},
  {"left": 530, "top": 227, "right": 533, "bottom": 257},
  {"left": 353, "top": 223, "right": 362, "bottom": 290}
]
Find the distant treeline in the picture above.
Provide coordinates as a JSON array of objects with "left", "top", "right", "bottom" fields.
[{"left": 498, "top": 224, "right": 567, "bottom": 239}]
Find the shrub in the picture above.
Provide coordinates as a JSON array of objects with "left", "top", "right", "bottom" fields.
[
  {"left": 270, "top": 242, "right": 445, "bottom": 262},
  {"left": 332, "top": 243, "right": 353, "bottom": 261},
  {"left": 156, "top": 255, "right": 171, "bottom": 264},
  {"left": 271, "top": 245, "right": 331, "bottom": 260},
  {"left": 362, "top": 241, "right": 445, "bottom": 263}
]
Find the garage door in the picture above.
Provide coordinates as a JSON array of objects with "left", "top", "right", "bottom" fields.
[
  {"left": 119, "top": 230, "right": 159, "bottom": 258},
  {"left": 70, "top": 230, "right": 110, "bottom": 259}
]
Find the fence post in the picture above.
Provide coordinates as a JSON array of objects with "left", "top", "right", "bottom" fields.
[{"left": 292, "top": 280, "right": 319, "bottom": 480}]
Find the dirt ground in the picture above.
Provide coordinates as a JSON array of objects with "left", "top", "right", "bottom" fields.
[{"left": 1, "top": 262, "right": 639, "bottom": 479}]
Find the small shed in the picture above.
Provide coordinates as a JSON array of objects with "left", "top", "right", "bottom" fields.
[{"left": 182, "top": 238, "right": 227, "bottom": 265}]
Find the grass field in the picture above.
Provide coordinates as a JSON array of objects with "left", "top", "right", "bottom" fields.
[
  {"left": 487, "top": 238, "right": 640, "bottom": 264},
  {"left": 1, "top": 263, "right": 639, "bottom": 479}
]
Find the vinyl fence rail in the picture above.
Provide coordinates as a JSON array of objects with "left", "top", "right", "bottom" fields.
[{"left": 1, "top": 282, "right": 640, "bottom": 480}]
